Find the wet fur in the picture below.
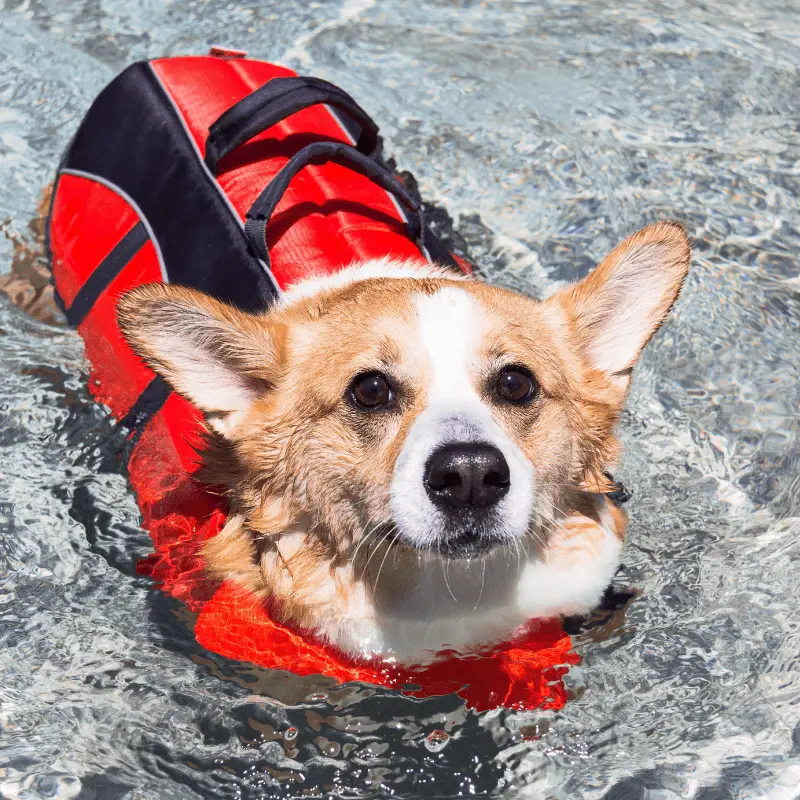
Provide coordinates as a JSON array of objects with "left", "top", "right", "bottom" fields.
[{"left": 118, "top": 222, "right": 690, "bottom": 662}]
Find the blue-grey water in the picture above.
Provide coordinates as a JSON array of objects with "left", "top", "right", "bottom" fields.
[{"left": 1, "top": 1, "right": 799, "bottom": 797}]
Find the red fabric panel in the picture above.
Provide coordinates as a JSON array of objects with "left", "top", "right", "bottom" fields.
[
  {"left": 196, "top": 582, "right": 578, "bottom": 712},
  {"left": 151, "top": 57, "right": 297, "bottom": 154},
  {"left": 452, "top": 253, "right": 473, "bottom": 275},
  {"left": 151, "top": 57, "right": 426, "bottom": 289},
  {"left": 50, "top": 173, "right": 140, "bottom": 307},
  {"left": 130, "top": 393, "right": 221, "bottom": 610},
  {"left": 78, "top": 242, "right": 162, "bottom": 417}
]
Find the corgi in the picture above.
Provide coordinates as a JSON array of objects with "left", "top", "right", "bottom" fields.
[{"left": 117, "top": 221, "right": 689, "bottom": 664}]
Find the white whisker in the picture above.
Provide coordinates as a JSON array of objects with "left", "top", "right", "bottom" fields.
[
  {"left": 360, "top": 524, "right": 393, "bottom": 584},
  {"left": 372, "top": 526, "right": 397, "bottom": 598},
  {"left": 352, "top": 517, "right": 385, "bottom": 565},
  {"left": 472, "top": 555, "right": 487, "bottom": 611},
  {"left": 441, "top": 557, "right": 458, "bottom": 603}
]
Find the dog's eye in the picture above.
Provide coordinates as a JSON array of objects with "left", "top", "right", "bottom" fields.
[
  {"left": 495, "top": 367, "right": 537, "bottom": 404},
  {"left": 349, "top": 372, "right": 393, "bottom": 410}
]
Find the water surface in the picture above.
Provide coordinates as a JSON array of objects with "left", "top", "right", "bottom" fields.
[{"left": 0, "top": 0, "right": 799, "bottom": 797}]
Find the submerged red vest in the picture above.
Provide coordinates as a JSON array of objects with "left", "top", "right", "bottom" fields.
[{"left": 48, "top": 53, "right": 578, "bottom": 711}]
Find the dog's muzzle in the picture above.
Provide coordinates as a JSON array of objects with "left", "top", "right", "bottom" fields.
[{"left": 423, "top": 442, "right": 510, "bottom": 557}]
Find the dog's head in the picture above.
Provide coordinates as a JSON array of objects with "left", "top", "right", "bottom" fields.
[{"left": 118, "top": 222, "right": 688, "bottom": 572}]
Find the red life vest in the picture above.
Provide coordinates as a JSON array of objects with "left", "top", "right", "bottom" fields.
[{"left": 47, "top": 52, "right": 578, "bottom": 712}]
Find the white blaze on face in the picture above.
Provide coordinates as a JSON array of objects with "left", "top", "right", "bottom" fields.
[{"left": 388, "top": 287, "right": 535, "bottom": 548}]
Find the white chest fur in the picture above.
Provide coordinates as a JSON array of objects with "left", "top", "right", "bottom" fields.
[{"left": 318, "top": 497, "right": 623, "bottom": 664}]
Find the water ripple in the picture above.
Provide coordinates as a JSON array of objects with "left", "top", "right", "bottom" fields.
[{"left": 0, "top": 0, "right": 798, "bottom": 797}]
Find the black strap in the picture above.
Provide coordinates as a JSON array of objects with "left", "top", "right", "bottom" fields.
[
  {"left": 205, "top": 76, "right": 380, "bottom": 174},
  {"left": 244, "top": 141, "right": 426, "bottom": 266},
  {"left": 65, "top": 222, "right": 149, "bottom": 326},
  {"left": 117, "top": 375, "right": 171, "bottom": 435},
  {"left": 421, "top": 223, "right": 461, "bottom": 272}
]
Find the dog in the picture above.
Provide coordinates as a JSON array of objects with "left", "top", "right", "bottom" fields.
[{"left": 117, "top": 221, "right": 689, "bottom": 664}]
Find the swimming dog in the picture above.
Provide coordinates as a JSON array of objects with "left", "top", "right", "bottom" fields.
[{"left": 118, "top": 221, "right": 689, "bottom": 664}]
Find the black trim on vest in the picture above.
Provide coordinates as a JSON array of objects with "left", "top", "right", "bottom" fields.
[
  {"left": 117, "top": 376, "right": 171, "bottom": 434},
  {"left": 422, "top": 225, "right": 461, "bottom": 272},
  {"left": 374, "top": 155, "right": 462, "bottom": 273},
  {"left": 61, "top": 61, "right": 279, "bottom": 314},
  {"left": 65, "top": 222, "right": 148, "bottom": 326}
]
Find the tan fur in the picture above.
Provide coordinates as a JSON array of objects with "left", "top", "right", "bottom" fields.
[
  {"left": 117, "top": 221, "right": 689, "bottom": 650},
  {"left": 547, "top": 492, "right": 623, "bottom": 567}
]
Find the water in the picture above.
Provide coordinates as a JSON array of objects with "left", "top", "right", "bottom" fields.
[{"left": 1, "top": 0, "right": 799, "bottom": 797}]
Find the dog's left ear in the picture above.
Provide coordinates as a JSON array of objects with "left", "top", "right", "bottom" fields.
[
  {"left": 550, "top": 221, "right": 690, "bottom": 391},
  {"left": 117, "top": 283, "right": 284, "bottom": 436}
]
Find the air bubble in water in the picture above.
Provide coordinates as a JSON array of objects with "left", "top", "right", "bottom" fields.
[
  {"left": 424, "top": 729, "right": 449, "bottom": 752},
  {"left": 284, "top": 726, "right": 299, "bottom": 742}
]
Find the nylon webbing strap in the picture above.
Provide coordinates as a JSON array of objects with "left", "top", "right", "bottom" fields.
[
  {"left": 60, "top": 219, "right": 168, "bottom": 435},
  {"left": 205, "top": 76, "right": 380, "bottom": 174},
  {"left": 244, "top": 141, "right": 426, "bottom": 266},
  {"left": 117, "top": 375, "right": 171, "bottom": 435},
  {"left": 65, "top": 222, "right": 148, "bottom": 327}
]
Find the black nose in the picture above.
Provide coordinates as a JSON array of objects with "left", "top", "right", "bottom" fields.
[{"left": 425, "top": 443, "right": 510, "bottom": 510}]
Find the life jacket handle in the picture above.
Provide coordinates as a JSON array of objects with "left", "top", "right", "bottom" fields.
[
  {"left": 244, "top": 141, "right": 426, "bottom": 267},
  {"left": 204, "top": 76, "right": 380, "bottom": 174}
]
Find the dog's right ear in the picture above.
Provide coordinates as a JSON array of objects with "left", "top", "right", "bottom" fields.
[
  {"left": 548, "top": 221, "right": 690, "bottom": 393},
  {"left": 117, "top": 284, "right": 283, "bottom": 436}
]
